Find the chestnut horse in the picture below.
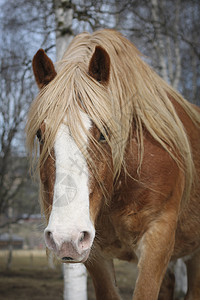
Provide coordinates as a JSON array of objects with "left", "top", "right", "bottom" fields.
[{"left": 26, "top": 30, "right": 200, "bottom": 300}]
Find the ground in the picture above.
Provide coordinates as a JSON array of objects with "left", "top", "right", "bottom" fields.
[
  {"left": 0, "top": 250, "right": 136, "bottom": 300},
  {"left": 0, "top": 250, "right": 184, "bottom": 299}
]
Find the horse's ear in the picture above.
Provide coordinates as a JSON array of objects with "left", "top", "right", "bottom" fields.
[
  {"left": 32, "top": 49, "right": 57, "bottom": 89},
  {"left": 88, "top": 46, "right": 110, "bottom": 84}
]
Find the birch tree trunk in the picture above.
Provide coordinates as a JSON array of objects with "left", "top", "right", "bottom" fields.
[
  {"left": 53, "top": 1, "right": 88, "bottom": 299},
  {"left": 168, "top": 0, "right": 181, "bottom": 90},
  {"left": 54, "top": 0, "right": 74, "bottom": 61},
  {"left": 151, "top": 0, "right": 182, "bottom": 90},
  {"left": 151, "top": 0, "right": 168, "bottom": 82}
]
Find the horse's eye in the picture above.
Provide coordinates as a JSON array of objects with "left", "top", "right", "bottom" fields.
[
  {"left": 36, "top": 129, "right": 43, "bottom": 143},
  {"left": 99, "top": 132, "right": 106, "bottom": 142}
]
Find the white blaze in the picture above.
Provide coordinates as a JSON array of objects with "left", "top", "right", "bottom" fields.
[{"left": 46, "top": 111, "right": 95, "bottom": 247}]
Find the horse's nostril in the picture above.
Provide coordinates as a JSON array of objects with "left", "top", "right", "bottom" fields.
[
  {"left": 44, "top": 230, "right": 56, "bottom": 251},
  {"left": 79, "top": 231, "right": 91, "bottom": 249},
  {"left": 79, "top": 231, "right": 86, "bottom": 242},
  {"left": 47, "top": 231, "right": 52, "bottom": 238},
  {"left": 47, "top": 231, "right": 54, "bottom": 243},
  {"left": 85, "top": 231, "right": 90, "bottom": 241},
  {"left": 62, "top": 257, "right": 74, "bottom": 261}
]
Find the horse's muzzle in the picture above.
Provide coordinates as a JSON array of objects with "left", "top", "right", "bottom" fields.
[{"left": 44, "top": 229, "right": 93, "bottom": 262}]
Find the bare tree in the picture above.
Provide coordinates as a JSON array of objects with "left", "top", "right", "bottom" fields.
[
  {"left": 126, "top": 0, "right": 199, "bottom": 104},
  {"left": 0, "top": 0, "right": 55, "bottom": 227},
  {"left": 53, "top": 0, "right": 74, "bottom": 60},
  {"left": 0, "top": 31, "right": 35, "bottom": 223}
]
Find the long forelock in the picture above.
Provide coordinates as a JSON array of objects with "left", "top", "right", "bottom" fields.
[{"left": 26, "top": 29, "right": 200, "bottom": 205}]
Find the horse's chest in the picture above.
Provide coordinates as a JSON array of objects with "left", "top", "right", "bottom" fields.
[
  {"left": 95, "top": 214, "right": 139, "bottom": 262},
  {"left": 100, "top": 238, "right": 138, "bottom": 262}
]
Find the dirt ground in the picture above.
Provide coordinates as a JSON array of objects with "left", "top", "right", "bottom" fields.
[
  {"left": 0, "top": 251, "right": 136, "bottom": 300},
  {"left": 0, "top": 268, "right": 63, "bottom": 300},
  {"left": 0, "top": 251, "right": 184, "bottom": 300}
]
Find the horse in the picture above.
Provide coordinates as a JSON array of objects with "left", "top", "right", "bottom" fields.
[{"left": 26, "top": 29, "right": 200, "bottom": 300}]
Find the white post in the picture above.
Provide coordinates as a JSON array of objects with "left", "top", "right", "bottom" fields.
[
  {"left": 63, "top": 264, "right": 87, "bottom": 300},
  {"left": 174, "top": 259, "right": 187, "bottom": 295}
]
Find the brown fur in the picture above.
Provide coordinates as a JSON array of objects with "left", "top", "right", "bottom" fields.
[
  {"left": 32, "top": 49, "right": 57, "bottom": 89},
  {"left": 88, "top": 46, "right": 110, "bottom": 83},
  {"left": 27, "top": 30, "right": 200, "bottom": 300},
  {"left": 86, "top": 102, "right": 200, "bottom": 300}
]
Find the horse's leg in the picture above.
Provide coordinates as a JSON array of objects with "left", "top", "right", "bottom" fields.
[
  {"left": 85, "top": 254, "right": 122, "bottom": 300},
  {"left": 158, "top": 267, "right": 175, "bottom": 300},
  {"left": 131, "top": 171, "right": 184, "bottom": 300},
  {"left": 185, "top": 249, "right": 200, "bottom": 300},
  {"left": 133, "top": 217, "right": 176, "bottom": 300}
]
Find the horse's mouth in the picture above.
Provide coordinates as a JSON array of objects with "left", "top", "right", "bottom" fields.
[{"left": 60, "top": 249, "right": 90, "bottom": 264}]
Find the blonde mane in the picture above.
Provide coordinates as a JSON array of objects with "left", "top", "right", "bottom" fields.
[{"left": 26, "top": 29, "right": 200, "bottom": 204}]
